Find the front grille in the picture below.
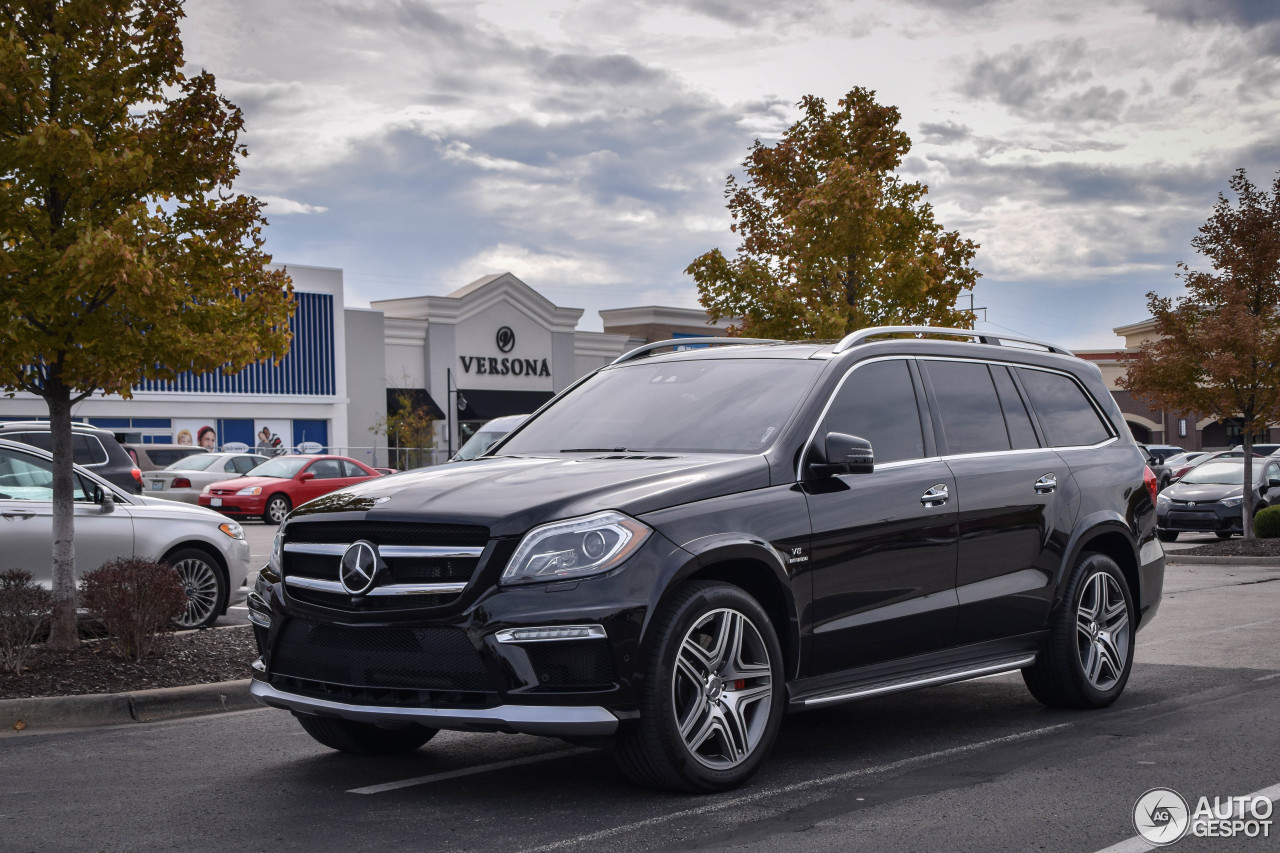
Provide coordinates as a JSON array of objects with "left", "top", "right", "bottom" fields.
[
  {"left": 524, "top": 640, "right": 617, "bottom": 690},
  {"left": 282, "top": 521, "right": 489, "bottom": 611},
  {"left": 270, "top": 618, "right": 498, "bottom": 694},
  {"left": 1167, "top": 510, "right": 1220, "bottom": 529},
  {"left": 285, "top": 521, "right": 489, "bottom": 547}
]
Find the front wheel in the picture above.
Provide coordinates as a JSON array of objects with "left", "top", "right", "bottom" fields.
[
  {"left": 1023, "top": 552, "right": 1135, "bottom": 709},
  {"left": 263, "top": 494, "right": 291, "bottom": 525},
  {"left": 1156, "top": 530, "right": 1178, "bottom": 542},
  {"left": 1216, "top": 531, "right": 1234, "bottom": 540},
  {"left": 294, "top": 714, "right": 438, "bottom": 755},
  {"left": 611, "top": 581, "right": 784, "bottom": 793},
  {"left": 166, "top": 548, "right": 227, "bottom": 629}
]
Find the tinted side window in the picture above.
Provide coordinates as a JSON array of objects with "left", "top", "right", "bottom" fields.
[
  {"left": 341, "top": 460, "right": 367, "bottom": 478},
  {"left": 72, "top": 435, "right": 109, "bottom": 465},
  {"left": 232, "top": 456, "right": 261, "bottom": 474},
  {"left": 923, "top": 361, "right": 1010, "bottom": 455},
  {"left": 308, "top": 459, "right": 343, "bottom": 479},
  {"left": 991, "top": 365, "right": 1040, "bottom": 450},
  {"left": 820, "top": 360, "right": 924, "bottom": 464},
  {"left": 1016, "top": 368, "right": 1112, "bottom": 447}
]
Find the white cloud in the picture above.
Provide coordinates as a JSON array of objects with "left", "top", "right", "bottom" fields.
[{"left": 259, "top": 196, "right": 329, "bottom": 215}]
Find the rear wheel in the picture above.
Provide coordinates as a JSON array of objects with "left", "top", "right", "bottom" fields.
[
  {"left": 1156, "top": 530, "right": 1178, "bottom": 542},
  {"left": 294, "top": 714, "right": 437, "bottom": 755},
  {"left": 1023, "top": 552, "right": 1135, "bottom": 709},
  {"left": 166, "top": 548, "right": 227, "bottom": 629},
  {"left": 1216, "top": 531, "right": 1234, "bottom": 540},
  {"left": 263, "top": 493, "right": 291, "bottom": 525},
  {"left": 612, "top": 581, "right": 784, "bottom": 793}
]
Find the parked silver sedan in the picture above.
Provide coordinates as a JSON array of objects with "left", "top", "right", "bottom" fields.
[
  {"left": 144, "top": 451, "right": 268, "bottom": 504},
  {"left": 0, "top": 439, "right": 252, "bottom": 628}
]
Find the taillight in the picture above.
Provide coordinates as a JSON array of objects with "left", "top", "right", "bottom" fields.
[
  {"left": 1143, "top": 466, "right": 1158, "bottom": 504},
  {"left": 130, "top": 467, "right": 142, "bottom": 483},
  {"left": 171, "top": 478, "right": 191, "bottom": 489}
]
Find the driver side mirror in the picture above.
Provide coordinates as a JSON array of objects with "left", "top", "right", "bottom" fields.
[
  {"left": 298, "top": 471, "right": 315, "bottom": 482},
  {"left": 1269, "top": 478, "right": 1280, "bottom": 489},
  {"left": 98, "top": 489, "right": 115, "bottom": 514},
  {"left": 808, "top": 433, "right": 874, "bottom": 478}
]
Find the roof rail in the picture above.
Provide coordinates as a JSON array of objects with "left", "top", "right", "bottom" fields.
[
  {"left": 610, "top": 337, "right": 782, "bottom": 366},
  {"left": 831, "top": 326, "right": 1074, "bottom": 357}
]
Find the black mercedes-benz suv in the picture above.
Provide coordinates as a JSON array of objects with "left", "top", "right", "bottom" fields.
[{"left": 248, "top": 326, "right": 1165, "bottom": 793}]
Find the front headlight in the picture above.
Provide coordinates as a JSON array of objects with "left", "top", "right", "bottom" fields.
[
  {"left": 1220, "top": 496, "right": 1243, "bottom": 507},
  {"left": 218, "top": 521, "right": 245, "bottom": 541},
  {"left": 1156, "top": 493, "right": 1171, "bottom": 505},
  {"left": 500, "top": 510, "right": 651, "bottom": 586},
  {"left": 236, "top": 486, "right": 263, "bottom": 496}
]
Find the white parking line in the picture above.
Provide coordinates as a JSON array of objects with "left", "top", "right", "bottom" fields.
[
  {"left": 348, "top": 747, "right": 592, "bottom": 794},
  {"left": 1093, "top": 781, "right": 1280, "bottom": 853},
  {"left": 520, "top": 723, "right": 1071, "bottom": 853}
]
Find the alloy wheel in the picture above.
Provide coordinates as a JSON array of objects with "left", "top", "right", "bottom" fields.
[
  {"left": 172, "top": 557, "right": 220, "bottom": 628},
  {"left": 671, "top": 607, "right": 773, "bottom": 770},
  {"left": 1075, "top": 571, "right": 1130, "bottom": 691}
]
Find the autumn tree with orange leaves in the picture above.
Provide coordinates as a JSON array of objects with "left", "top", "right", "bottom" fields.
[{"left": 1122, "top": 169, "right": 1280, "bottom": 539}]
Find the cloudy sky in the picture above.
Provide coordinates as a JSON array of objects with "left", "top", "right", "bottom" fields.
[{"left": 182, "top": 0, "right": 1280, "bottom": 348}]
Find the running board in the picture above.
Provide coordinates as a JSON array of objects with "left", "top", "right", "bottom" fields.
[{"left": 799, "top": 654, "right": 1037, "bottom": 708}]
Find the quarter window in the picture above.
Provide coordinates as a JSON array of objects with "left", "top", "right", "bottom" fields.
[
  {"left": 923, "top": 361, "right": 1011, "bottom": 455},
  {"left": 819, "top": 360, "right": 925, "bottom": 464},
  {"left": 1016, "top": 368, "right": 1112, "bottom": 448},
  {"left": 340, "top": 460, "right": 367, "bottom": 478}
]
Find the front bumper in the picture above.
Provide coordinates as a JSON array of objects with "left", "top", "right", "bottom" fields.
[
  {"left": 250, "top": 679, "right": 619, "bottom": 736},
  {"left": 248, "top": 526, "right": 690, "bottom": 735},
  {"left": 199, "top": 495, "right": 265, "bottom": 517},
  {"left": 1157, "top": 502, "right": 1241, "bottom": 534}
]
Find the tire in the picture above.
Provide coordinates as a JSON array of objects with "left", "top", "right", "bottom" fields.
[
  {"left": 294, "top": 713, "right": 438, "bottom": 755},
  {"left": 263, "top": 493, "right": 291, "bottom": 525},
  {"left": 1216, "top": 531, "right": 1234, "bottom": 540},
  {"left": 1023, "top": 552, "right": 1135, "bottom": 709},
  {"left": 1156, "top": 530, "right": 1178, "bottom": 542},
  {"left": 611, "top": 581, "right": 784, "bottom": 793},
  {"left": 166, "top": 547, "right": 228, "bottom": 629}
]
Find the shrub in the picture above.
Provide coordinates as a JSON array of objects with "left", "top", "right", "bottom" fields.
[
  {"left": 79, "top": 559, "right": 188, "bottom": 661},
  {"left": 0, "top": 570, "right": 53, "bottom": 674},
  {"left": 1255, "top": 506, "right": 1280, "bottom": 539}
]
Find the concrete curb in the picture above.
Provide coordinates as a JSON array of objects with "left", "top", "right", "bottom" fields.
[
  {"left": 2, "top": 679, "right": 254, "bottom": 732},
  {"left": 1165, "top": 554, "right": 1280, "bottom": 566}
]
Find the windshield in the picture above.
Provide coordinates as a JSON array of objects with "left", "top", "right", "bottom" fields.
[
  {"left": 498, "top": 358, "right": 822, "bottom": 455},
  {"left": 167, "top": 455, "right": 220, "bottom": 472},
  {"left": 455, "top": 430, "right": 508, "bottom": 461},
  {"left": 1181, "top": 461, "right": 1246, "bottom": 485},
  {"left": 246, "top": 457, "right": 310, "bottom": 478}
]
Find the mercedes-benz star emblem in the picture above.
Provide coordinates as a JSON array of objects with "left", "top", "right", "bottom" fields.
[
  {"left": 340, "top": 540, "right": 381, "bottom": 596},
  {"left": 496, "top": 325, "right": 516, "bottom": 353}
]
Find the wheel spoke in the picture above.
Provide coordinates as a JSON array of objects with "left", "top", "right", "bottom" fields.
[
  {"left": 718, "top": 700, "right": 750, "bottom": 762},
  {"left": 706, "top": 611, "right": 737, "bottom": 672},
  {"left": 685, "top": 705, "right": 719, "bottom": 751},
  {"left": 680, "top": 636, "right": 717, "bottom": 675}
]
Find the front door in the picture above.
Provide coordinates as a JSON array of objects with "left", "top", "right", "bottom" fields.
[{"left": 806, "top": 358, "right": 959, "bottom": 675}]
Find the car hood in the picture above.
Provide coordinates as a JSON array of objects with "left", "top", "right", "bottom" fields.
[
  {"left": 130, "top": 496, "right": 231, "bottom": 523},
  {"left": 288, "top": 453, "right": 771, "bottom": 537},
  {"left": 1164, "top": 482, "right": 1244, "bottom": 501},
  {"left": 207, "top": 475, "right": 285, "bottom": 492}
]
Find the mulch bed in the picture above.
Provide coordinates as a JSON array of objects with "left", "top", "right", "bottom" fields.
[
  {"left": 1174, "top": 538, "right": 1280, "bottom": 558},
  {"left": 0, "top": 626, "right": 257, "bottom": 700}
]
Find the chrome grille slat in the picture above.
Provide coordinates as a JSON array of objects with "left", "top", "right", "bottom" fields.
[
  {"left": 284, "top": 543, "right": 484, "bottom": 559},
  {"left": 285, "top": 576, "right": 468, "bottom": 596}
]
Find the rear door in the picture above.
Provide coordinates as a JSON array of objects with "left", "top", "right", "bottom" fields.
[
  {"left": 806, "top": 357, "right": 959, "bottom": 674},
  {"left": 920, "top": 359, "right": 1077, "bottom": 645}
]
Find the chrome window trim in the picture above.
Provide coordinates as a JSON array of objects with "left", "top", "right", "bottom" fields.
[
  {"left": 796, "top": 354, "right": 1123, "bottom": 482},
  {"left": 283, "top": 576, "right": 467, "bottom": 596},
  {"left": 283, "top": 543, "right": 484, "bottom": 559}
]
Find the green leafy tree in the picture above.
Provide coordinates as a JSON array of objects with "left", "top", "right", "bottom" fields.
[
  {"left": 1121, "top": 168, "right": 1280, "bottom": 539},
  {"left": 687, "top": 87, "right": 980, "bottom": 339},
  {"left": 371, "top": 388, "right": 437, "bottom": 470},
  {"left": 0, "top": 0, "right": 294, "bottom": 648}
]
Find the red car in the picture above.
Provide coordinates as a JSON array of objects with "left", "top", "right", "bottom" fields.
[{"left": 198, "top": 454, "right": 383, "bottom": 524}]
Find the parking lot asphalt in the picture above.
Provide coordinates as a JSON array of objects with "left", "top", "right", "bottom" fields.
[{"left": 3, "top": 559, "right": 1278, "bottom": 852}]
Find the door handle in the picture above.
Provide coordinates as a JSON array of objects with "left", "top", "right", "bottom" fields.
[
  {"left": 920, "top": 484, "right": 949, "bottom": 507},
  {"left": 1034, "top": 473, "right": 1058, "bottom": 494},
  {"left": 1, "top": 510, "right": 37, "bottom": 520}
]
